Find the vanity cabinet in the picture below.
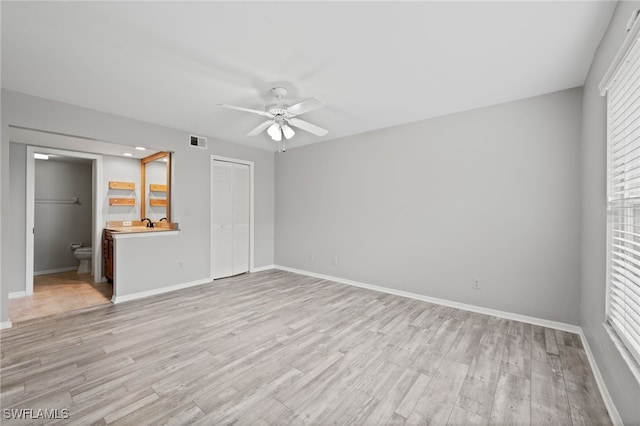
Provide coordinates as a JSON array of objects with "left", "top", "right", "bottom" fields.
[{"left": 103, "top": 230, "right": 114, "bottom": 281}]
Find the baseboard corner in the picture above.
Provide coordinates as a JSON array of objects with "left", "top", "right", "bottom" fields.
[
  {"left": 8, "top": 291, "right": 26, "bottom": 299},
  {"left": 578, "top": 329, "right": 623, "bottom": 426},
  {"left": 251, "top": 264, "right": 275, "bottom": 273}
]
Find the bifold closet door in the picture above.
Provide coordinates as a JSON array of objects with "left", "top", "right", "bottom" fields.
[
  {"left": 211, "top": 160, "right": 249, "bottom": 279},
  {"left": 232, "top": 163, "right": 250, "bottom": 275}
]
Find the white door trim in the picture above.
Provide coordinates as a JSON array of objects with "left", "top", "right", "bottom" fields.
[
  {"left": 210, "top": 155, "right": 255, "bottom": 281},
  {"left": 26, "top": 146, "right": 103, "bottom": 294}
]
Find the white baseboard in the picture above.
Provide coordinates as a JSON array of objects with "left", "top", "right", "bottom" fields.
[
  {"left": 34, "top": 266, "right": 78, "bottom": 276},
  {"left": 8, "top": 291, "right": 26, "bottom": 299},
  {"left": 251, "top": 264, "right": 275, "bottom": 273},
  {"left": 578, "top": 329, "right": 623, "bottom": 426},
  {"left": 113, "top": 266, "right": 277, "bottom": 304},
  {"left": 274, "top": 265, "right": 581, "bottom": 333},
  {"left": 0, "top": 321, "right": 13, "bottom": 330},
  {"left": 111, "top": 278, "right": 212, "bottom": 304}
]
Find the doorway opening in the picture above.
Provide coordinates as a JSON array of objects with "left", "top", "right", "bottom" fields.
[{"left": 11, "top": 147, "right": 112, "bottom": 322}]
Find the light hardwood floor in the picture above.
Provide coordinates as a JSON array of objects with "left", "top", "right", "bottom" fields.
[
  {"left": 8, "top": 271, "right": 112, "bottom": 323},
  {"left": 0, "top": 270, "right": 611, "bottom": 425}
]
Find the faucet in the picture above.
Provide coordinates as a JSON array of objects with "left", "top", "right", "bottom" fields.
[
  {"left": 141, "top": 218, "right": 154, "bottom": 228},
  {"left": 159, "top": 217, "right": 167, "bottom": 222}
]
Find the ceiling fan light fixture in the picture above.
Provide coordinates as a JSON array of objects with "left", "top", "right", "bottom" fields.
[
  {"left": 267, "top": 123, "right": 282, "bottom": 141},
  {"left": 282, "top": 124, "right": 295, "bottom": 140}
]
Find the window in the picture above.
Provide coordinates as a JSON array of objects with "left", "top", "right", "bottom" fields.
[{"left": 606, "top": 27, "right": 640, "bottom": 368}]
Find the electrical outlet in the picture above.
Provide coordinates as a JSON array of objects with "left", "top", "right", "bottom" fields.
[
  {"left": 178, "top": 262, "right": 184, "bottom": 270},
  {"left": 332, "top": 256, "right": 338, "bottom": 266},
  {"left": 123, "top": 221, "right": 132, "bottom": 226},
  {"left": 473, "top": 279, "right": 481, "bottom": 290},
  {"left": 308, "top": 253, "right": 314, "bottom": 262}
]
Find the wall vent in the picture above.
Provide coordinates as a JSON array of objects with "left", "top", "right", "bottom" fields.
[{"left": 189, "top": 135, "right": 207, "bottom": 149}]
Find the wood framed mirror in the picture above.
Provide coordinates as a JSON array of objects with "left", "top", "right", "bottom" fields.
[{"left": 141, "top": 151, "right": 171, "bottom": 222}]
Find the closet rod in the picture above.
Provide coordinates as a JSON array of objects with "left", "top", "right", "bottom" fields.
[{"left": 35, "top": 197, "right": 80, "bottom": 205}]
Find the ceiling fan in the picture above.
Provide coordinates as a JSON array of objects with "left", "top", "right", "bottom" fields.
[{"left": 219, "top": 87, "right": 328, "bottom": 152}]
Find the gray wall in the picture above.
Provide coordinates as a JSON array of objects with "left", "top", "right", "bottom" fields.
[
  {"left": 102, "top": 155, "right": 142, "bottom": 223},
  {"left": 34, "top": 158, "right": 92, "bottom": 274},
  {"left": 1, "top": 89, "right": 275, "bottom": 313},
  {"left": 276, "top": 88, "right": 583, "bottom": 325},
  {"left": 8, "top": 143, "right": 26, "bottom": 293},
  {"left": 580, "top": 1, "right": 640, "bottom": 423},
  {"left": 0, "top": 2, "right": 5, "bottom": 324}
]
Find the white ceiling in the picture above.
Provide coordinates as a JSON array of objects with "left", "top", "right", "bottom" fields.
[{"left": 2, "top": 1, "right": 616, "bottom": 152}]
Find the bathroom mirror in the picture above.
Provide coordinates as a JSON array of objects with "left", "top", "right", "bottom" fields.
[{"left": 141, "top": 151, "right": 171, "bottom": 222}]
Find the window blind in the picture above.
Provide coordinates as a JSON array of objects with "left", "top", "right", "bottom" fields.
[{"left": 607, "top": 35, "right": 640, "bottom": 367}]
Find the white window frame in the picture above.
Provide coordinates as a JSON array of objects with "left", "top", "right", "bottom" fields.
[{"left": 602, "top": 9, "right": 640, "bottom": 376}]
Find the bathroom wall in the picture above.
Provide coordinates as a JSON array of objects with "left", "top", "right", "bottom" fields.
[
  {"left": 34, "top": 157, "right": 92, "bottom": 274},
  {"left": 102, "top": 155, "right": 142, "bottom": 223}
]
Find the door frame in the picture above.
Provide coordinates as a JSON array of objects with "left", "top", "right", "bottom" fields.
[
  {"left": 210, "top": 155, "right": 255, "bottom": 281},
  {"left": 26, "top": 146, "right": 103, "bottom": 294}
]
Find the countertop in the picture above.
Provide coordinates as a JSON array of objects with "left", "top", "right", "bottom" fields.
[
  {"left": 105, "top": 226, "right": 176, "bottom": 234},
  {"left": 104, "top": 220, "right": 179, "bottom": 234}
]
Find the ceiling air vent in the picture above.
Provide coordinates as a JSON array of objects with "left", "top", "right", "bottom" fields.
[{"left": 189, "top": 135, "right": 207, "bottom": 149}]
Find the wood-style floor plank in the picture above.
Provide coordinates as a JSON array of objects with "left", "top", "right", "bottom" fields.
[{"left": 0, "top": 270, "right": 612, "bottom": 425}]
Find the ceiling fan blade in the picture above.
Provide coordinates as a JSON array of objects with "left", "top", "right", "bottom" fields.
[
  {"left": 288, "top": 118, "right": 328, "bottom": 136},
  {"left": 218, "top": 104, "right": 273, "bottom": 117},
  {"left": 286, "top": 98, "right": 324, "bottom": 116},
  {"left": 247, "top": 120, "right": 274, "bottom": 136}
]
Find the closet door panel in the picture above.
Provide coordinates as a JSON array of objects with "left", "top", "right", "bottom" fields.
[
  {"left": 232, "top": 163, "right": 250, "bottom": 275},
  {"left": 211, "top": 160, "right": 233, "bottom": 279}
]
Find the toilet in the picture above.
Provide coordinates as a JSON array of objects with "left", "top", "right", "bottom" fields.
[{"left": 74, "top": 247, "right": 92, "bottom": 274}]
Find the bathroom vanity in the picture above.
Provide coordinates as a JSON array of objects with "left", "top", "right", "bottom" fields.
[
  {"left": 102, "top": 150, "right": 187, "bottom": 301},
  {"left": 103, "top": 220, "right": 179, "bottom": 282}
]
